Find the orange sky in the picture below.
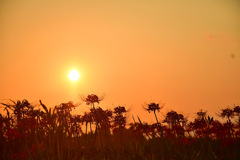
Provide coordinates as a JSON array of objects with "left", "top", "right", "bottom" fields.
[{"left": 1, "top": 0, "right": 240, "bottom": 122}]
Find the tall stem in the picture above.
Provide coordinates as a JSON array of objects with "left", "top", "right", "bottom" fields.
[
  {"left": 90, "top": 123, "right": 92, "bottom": 133},
  {"left": 154, "top": 111, "right": 163, "bottom": 137},
  {"left": 154, "top": 111, "right": 159, "bottom": 124}
]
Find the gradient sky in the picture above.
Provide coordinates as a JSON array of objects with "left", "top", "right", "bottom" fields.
[{"left": 1, "top": 0, "right": 240, "bottom": 122}]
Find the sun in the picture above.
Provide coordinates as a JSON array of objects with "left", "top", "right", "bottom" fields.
[{"left": 69, "top": 70, "right": 80, "bottom": 81}]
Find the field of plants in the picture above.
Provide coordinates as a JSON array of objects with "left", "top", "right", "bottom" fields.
[{"left": 0, "top": 94, "right": 239, "bottom": 160}]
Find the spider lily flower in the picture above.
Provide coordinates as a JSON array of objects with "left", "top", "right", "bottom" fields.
[
  {"left": 114, "top": 106, "right": 127, "bottom": 115},
  {"left": 80, "top": 94, "right": 104, "bottom": 108},
  {"left": 218, "top": 108, "right": 234, "bottom": 123},
  {"left": 145, "top": 103, "right": 163, "bottom": 113},
  {"left": 233, "top": 106, "right": 240, "bottom": 125},
  {"left": 163, "top": 110, "right": 179, "bottom": 124},
  {"left": 196, "top": 109, "right": 207, "bottom": 120},
  {"left": 62, "top": 101, "right": 75, "bottom": 109},
  {"left": 233, "top": 106, "right": 240, "bottom": 114},
  {"left": 113, "top": 114, "right": 126, "bottom": 128},
  {"left": 82, "top": 112, "right": 94, "bottom": 124}
]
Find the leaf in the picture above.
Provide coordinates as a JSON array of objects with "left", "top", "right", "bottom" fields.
[
  {"left": 1, "top": 103, "right": 14, "bottom": 111},
  {"left": 137, "top": 116, "right": 151, "bottom": 140},
  {"left": 132, "top": 115, "right": 136, "bottom": 124},
  {"left": 39, "top": 100, "right": 48, "bottom": 114},
  {"left": 9, "top": 99, "right": 17, "bottom": 105},
  {"left": 4, "top": 107, "right": 10, "bottom": 118}
]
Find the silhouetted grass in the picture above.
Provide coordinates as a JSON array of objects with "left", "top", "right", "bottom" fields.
[{"left": 0, "top": 96, "right": 239, "bottom": 160}]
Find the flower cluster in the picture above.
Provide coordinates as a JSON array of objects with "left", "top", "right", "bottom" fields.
[{"left": 0, "top": 97, "right": 239, "bottom": 159}]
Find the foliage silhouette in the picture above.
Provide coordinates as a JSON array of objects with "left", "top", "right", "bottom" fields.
[{"left": 0, "top": 97, "right": 239, "bottom": 159}]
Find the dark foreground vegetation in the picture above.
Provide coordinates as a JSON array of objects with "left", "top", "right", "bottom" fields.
[{"left": 0, "top": 94, "right": 240, "bottom": 160}]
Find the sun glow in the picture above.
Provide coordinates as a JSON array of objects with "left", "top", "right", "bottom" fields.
[{"left": 69, "top": 70, "right": 80, "bottom": 81}]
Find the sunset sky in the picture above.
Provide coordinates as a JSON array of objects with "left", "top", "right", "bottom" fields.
[{"left": 1, "top": 0, "right": 240, "bottom": 122}]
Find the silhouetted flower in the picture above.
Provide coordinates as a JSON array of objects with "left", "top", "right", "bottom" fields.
[
  {"left": 219, "top": 108, "right": 234, "bottom": 123},
  {"left": 163, "top": 110, "right": 179, "bottom": 125},
  {"left": 80, "top": 94, "right": 104, "bottom": 108},
  {"left": 233, "top": 106, "right": 240, "bottom": 114},
  {"left": 233, "top": 106, "right": 240, "bottom": 125},
  {"left": 114, "top": 106, "right": 127, "bottom": 115},
  {"left": 144, "top": 103, "right": 163, "bottom": 113},
  {"left": 82, "top": 112, "right": 94, "bottom": 124},
  {"left": 196, "top": 109, "right": 207, "bottom": 120},
  {"left": 90, "top": 107, "right": 112, "bottom": 129}
]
